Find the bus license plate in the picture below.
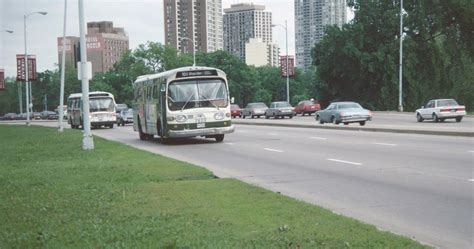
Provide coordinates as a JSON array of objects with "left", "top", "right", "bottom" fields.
[{"left": 197, "top": 117, "right": 205, "bottom": 128}]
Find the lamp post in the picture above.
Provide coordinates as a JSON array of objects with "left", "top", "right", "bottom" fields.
[
  {"left": 59, "top": 0, "right": 68, "bottom": 132},
  {"left": 398, "top": 0, "right": 403, "bottom": 112},
  {"left": 180, "top": 37, "right": 195, "bottom": 67},
  {"left": 3, "top": 30, "right": 21, "bottom": 113},
  {"left": 272, "top": 20, "right": 290, "bottom": 103},
  {"left": 24, "top": 11, "right": 47, "bottom": 126}
]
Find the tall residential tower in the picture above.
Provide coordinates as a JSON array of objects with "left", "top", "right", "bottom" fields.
[
  {"left": 164, "top": 0, "right": 223, "bottom": 54},
  {"left": 295, "top": 0, "right": 346, "bottom": 69},
  {"left": 223, "top": 3, "right": 279, "bottom": 66}
]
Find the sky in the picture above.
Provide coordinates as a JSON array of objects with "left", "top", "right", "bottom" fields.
[{"left": 0, "top": 0, "right": 349, "bottom": 77}]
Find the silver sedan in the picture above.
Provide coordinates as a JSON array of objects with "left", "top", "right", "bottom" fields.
[{"left": 315, "top": 101, "right": 372, "bottom": 126}]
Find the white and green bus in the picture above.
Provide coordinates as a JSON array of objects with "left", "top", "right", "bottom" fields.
[
  {"left": 132, "top": 66, "right": 234, "bottom": 142},
  {"left": 67, "top": 91, "right": 117, "bottom": 129}
]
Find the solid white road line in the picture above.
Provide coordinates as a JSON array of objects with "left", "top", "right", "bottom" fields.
[
  {"left": 264, "top": 148, "right": 283, "bottom": 153},
  {"left": 372, "top": 142, "right": 397, "bottom": 146},
  {"left": 310, "top": 136, "right": 327, "bottom": 140},
  {"left": 225, "top": 142, "right": 234, "bottom": 145},
  {"left": 328, "top": 158, "right": 363, "bottom": 166}
]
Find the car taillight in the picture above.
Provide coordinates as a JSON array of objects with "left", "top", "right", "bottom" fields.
[
  {"left": 457, "top": 108, "right": 465, "bottom": 111},
  {"left": 440, "top": 108, "right": 450, "bottom": 112}
]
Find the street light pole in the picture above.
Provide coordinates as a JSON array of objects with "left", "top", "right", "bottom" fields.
[
  {"left": 59, "top": 0, "right": 68, "bottom": 132},
  {"left": 399, "top": 0, "right": 403, "bottom": 112},
  {"left": 181, "top": 37, "right": 195, "bottom": 67},
  {"left": 78, "top": 0, "right": 94, "bottom": 150},
  {"left": 24, "top": 11, "right": 47, "bottom": 126},
  {"left": 272, "top": 21, "right": 290, "bottom": 102}
]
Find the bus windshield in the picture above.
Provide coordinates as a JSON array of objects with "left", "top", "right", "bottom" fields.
[
  {"left": 168, "top": 79, "right": 228, "bottom": 111},
  {"left": 89, "top": 97, "right": 115, "bottom": 112}
]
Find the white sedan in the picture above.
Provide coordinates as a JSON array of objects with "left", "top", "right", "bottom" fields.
[{"left": 416, "top": 99, "right": 466, "bottom": 122}]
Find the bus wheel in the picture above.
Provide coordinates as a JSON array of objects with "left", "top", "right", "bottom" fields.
[
  {"left": 108, "top": 124, "right": 114, "bottom": 129},
  {"left": 215, "top": 134, "right": 224, "bottom": 142},
  {"left": 137, "top": 118, "right": 147, "bottom": 140}
]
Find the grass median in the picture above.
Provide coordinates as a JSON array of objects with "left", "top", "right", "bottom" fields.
[{"left": 0, "top": 125, "right": 429, "bottom": 248}]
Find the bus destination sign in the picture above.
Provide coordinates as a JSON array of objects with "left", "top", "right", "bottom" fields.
[{"left": 176, "top": 70, "right": 218, "bottom": 78}]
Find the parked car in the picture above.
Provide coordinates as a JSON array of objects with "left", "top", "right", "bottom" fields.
[
  {"left": 2, "top": 113, "right": 18, "bottom": 120},
  {"left": 294, "top": 100, "right": 321, "bottom": 116},
  {"left": 315, "top": 101, "right": 372, "bottom": 126},
  {"left": 32, "top": 112, "right": 41, "bottom": 120},
  {"left": 230, "top": 104, "right": 241, "bottom": 118},
  {"left": 117, "top": 108, "right": 134, "bottom": 126},
  {"left": 40, "top": 111, "right": 58, "bottom": 120},
  {"left": 265, "top": 101, "right": 294, "bottom": 119},
  {"left": 416, "top": 99, "right": 466, "bottom": 122},
  {"left": 241, "top": 102, "right": 268, "bottom": 118}
]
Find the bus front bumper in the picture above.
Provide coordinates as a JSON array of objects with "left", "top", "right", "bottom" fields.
[{"left": 168, "top": 125, "right": 235, "bottom": 138}]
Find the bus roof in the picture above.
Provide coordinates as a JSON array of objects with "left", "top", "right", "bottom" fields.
[
  {"left": 133, "top": 66, "right": 226, "bottom": 85},
  {"left": 67, "top": 91, "right": 114, "bottom": 99}
]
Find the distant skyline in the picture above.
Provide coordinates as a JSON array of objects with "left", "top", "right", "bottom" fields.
[{"left": 0, "top": 0, "right": 352, "bottom": 77}]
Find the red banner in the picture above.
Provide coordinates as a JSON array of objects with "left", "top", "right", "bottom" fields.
[
  {"left": 16, "top": 54, "right": 37, "bottom": 82},
  {"left": 0, "top": 69, "right": 5, "bottom": 91},
  {"left": 280, "top": 55, "right": 295, "bottom": 77}
]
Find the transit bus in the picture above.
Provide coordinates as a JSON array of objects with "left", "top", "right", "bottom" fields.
[
  {"left": 67, "top": 91, "right": 117, "bottom": 129},
  {"left": 132, "top": 66, "right": 234, "bottom": 143}
]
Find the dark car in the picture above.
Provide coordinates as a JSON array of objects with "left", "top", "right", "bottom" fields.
[
  {"left": 2, "top": 113, "right": 18, "bottom": 120},
  {"left": 230, "top": 104, "right": 241, "bottom": 118},
  {"left": 294, "top": 100, "right": 321, "bottom": 116},
  {"left": 117, "top": 108, "right": 133, "bottom": 126},
  {"left": 40, "top": 111, "right": 58, "bottom": 120},
  {"left": 265, "top": 101, "right": 294, "bottom": 119},
  {"left": 241, "top": 102, "right": 268, "bottom": 119},
  {"left": 315, "top": 101, "right": 372, "bottom": 126}
]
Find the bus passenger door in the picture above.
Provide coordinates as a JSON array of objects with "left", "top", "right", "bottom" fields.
[{"left": 158, "top": 83, "right": 168, "bottom": 137}]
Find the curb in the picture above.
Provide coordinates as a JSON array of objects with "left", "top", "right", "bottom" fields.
[{"left": 232, "top": 121, "right": 474, "bottom": 137}]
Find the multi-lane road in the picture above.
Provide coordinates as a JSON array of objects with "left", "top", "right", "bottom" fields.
[{"left": 3, "top": 114, "right": 473, "bottom": 248}]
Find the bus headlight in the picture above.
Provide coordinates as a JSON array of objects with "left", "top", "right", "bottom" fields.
[
  {"left": 176, "top": 115, "right": 187, "bottom": 122},
  {"left": 214, "top": 112, "right": 225, "bottom": 120}
]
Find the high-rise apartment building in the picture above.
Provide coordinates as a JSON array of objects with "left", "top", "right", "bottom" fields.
[
  {"left": 245, "top": 38, "right": 280, "bottom": 67},
  {"left": 223, "top": 3, "right": 276, "bottom": 65},
  {"left": 164, "top": 0, "right": 223, "bottom": 55},
  {"left": 57, "top": 21, "right": 129, "bottom": 74},
  {"left": 295, "top": 0, "right": 346, "bottom": 69}
]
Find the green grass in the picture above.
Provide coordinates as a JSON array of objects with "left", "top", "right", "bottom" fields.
[{"left": 0, "top": 125, "right": 430, "bottom": 248}]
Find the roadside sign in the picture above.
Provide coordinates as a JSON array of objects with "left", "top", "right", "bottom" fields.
[
  {"left": 16, "top": 54, "right": 37, "bottom": 82},
  {"left": 0, "top": 69, "right": 5, "bottom": 90},
  {"left": 77, "top": 61, "right": 92, "bottom": 80},
  {"left": 280, "top": 55, "right": 295, "bottom": 77}
]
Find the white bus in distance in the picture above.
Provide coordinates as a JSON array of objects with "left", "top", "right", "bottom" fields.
[
  {"left": 133, "top": 66, "right": 234, "bottom": 143},
  {"left": 67, "top": 91, "right": 117, "bottom": 129}
]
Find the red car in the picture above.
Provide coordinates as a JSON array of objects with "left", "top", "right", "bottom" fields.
[
  {"left": 294, "top": 100, "right": 321, "bottom": 116},
  {"left": 230, "top": 104, "right": 241, "bottom": 118}
]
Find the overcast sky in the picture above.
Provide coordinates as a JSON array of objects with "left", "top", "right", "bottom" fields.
[{"left": 0, "top": 0, "right": 348, "bottom": 77}]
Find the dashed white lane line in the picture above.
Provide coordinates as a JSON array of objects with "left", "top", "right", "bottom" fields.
[
  {"left": 268, "top": 133, "right": 278, "bottom": 136},
  {"left": 468, "top": 179, "right": 474, "bottom": 182},
  {"left": 328, "top": 158, "right": 363, "bottom": 166},
  {"left": 264, "top": 148, "right": 284, "bottom": 153},
  {"left": 225, "top": 142, "right": 234, "bottom": 145},
  {"left": 468, "top": 151, "right": 474, "bottom": 153},
  {"left": 372, "top": 142, "right": 397, "bottom": 146},
  {"left": 310, "top": 136, "right": 327, "bottom": 140}
]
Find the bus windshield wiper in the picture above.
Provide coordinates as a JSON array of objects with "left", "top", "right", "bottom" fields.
[
  {"left": 199, "top": 94, "right": 219, "bottom": 110},
  {"left": 181, "top": 92, "right": 195, "bottom": 111}
]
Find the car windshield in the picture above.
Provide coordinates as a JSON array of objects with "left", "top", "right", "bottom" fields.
[
  {"left": 338, "top": 103, "right": 362, "bottom": 109},
  {"left": 302, "top": 101, "right": 312, "bottom": 105},
  {"left": 125, "top": 109, "right": 133, "bottom": 116},
  {"left": 249, "top": 103, "right": 267, "bottom": 108},
  {"left": 168, "top": 79, "right": 228, "bottom": 111},
  {"left": 275, "top": 102, "right": 291, "bottom": 108},
  {"left": 89, "top": 97, "right": 115, "bottom": 112},
  {"left": 437, "top": 99, "right": 458, "bottom": 107}
]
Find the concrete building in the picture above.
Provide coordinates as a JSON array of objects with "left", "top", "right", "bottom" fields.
[
  {"left": 295, "top": 0, "right": 346, "bottom": 69},
  {"left": 245, "top": 38, "right": 280, "bottom": 67},
  {"left": 223, "top": 3, "right": 274, "bottom": 65},
  {"left": 164, "top": 0, "right": 223, "bottom": 54},
  {"left": 57, "top": 21, "right": 129, "bottom": 74}
]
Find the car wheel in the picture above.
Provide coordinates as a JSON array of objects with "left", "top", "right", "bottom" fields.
[
  {"left": 440, "top": 118, "right": 445, "bottom": 122},
  {"left": 344, "top": 122, "right": 349, "bottom": 125},
  {"left": 302, "top": 112, "right": 305, "bottom": 116},
  {"left": 432, "top": 113, "right": 439, "bottom": 122},
  {"left": 359, "top": 121, "right": 366, "bottom": 126},
  {"left": 242, "top": 114, "right": 246, "bottom": 119},
  {"left": 331, "top": 116, "right": 339, "bottom": 125},
  {"left": 455, "top": 116, "right": 463, "bottom": 122},
  {"left": 289, "top": 115, "right": 293, "bottom": 119},
  {"left": 416, "top": 113, "right": 424, "bottom": 122},
  {"left": 215, "top": 134, "right": 224, "bottom": 142},
  {"left": 251, "top": 113, "right": 254, "bottom": 118},
  {"left": 316, "top": 115, "right": 324, "bottom": 124},
  {"left": 265, "top": 114, "right": 270, "bottom": 119}
]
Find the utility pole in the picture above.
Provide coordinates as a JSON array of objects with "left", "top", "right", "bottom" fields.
[{"left": 398, "top": 0, "right": 404, "bottom": 112}]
